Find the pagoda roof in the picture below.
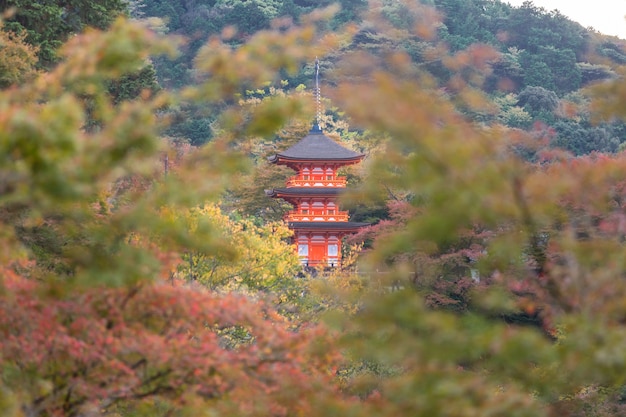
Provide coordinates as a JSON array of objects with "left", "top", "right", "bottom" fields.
[
  {"left": 288, "top": 221, "right": 369, "bottom": 231},
  {"left": 268, "top": 125, "right": 364, "bottom": 164},
  {"left": 265, "top": 187, "right": 345, "bottom": 198}
]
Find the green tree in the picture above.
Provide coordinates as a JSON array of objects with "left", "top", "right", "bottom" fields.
[
  {"left": 219, "top": 0, "right": 282, "bottom": 35},
  {"left": 0, "top": 0, "right": 129, "bottom": 65},
  {"left": 173, "top": 203, "right": 304, "bottom": 307},
  {"left": 520, "top": 52, "right": 555, "bottom": 90},
  {"left": 578, "top": 62, "right": 615, "bottom": 85},
  {"left": 485, "top": 49, "right": 524, "bottom": 93},
  {"left": 495, "top": 93, "right": 532, "bottom": 129},
  {"left": 517, "top": 85, "right": 558, "bottom": 110},
  {"left": 434, "top": 0, "right": 500, "bottom": 50},
  {"left": 598, "top": 41, "right": 626, "bottom": 64},
  {"left": 0, "top": 27, "right": 38, "bottom": 87},
  {"left": 536, "top": 45, "right": 581, "bottom": 94},
  {"left": 552, "top": 120, "right": 620, "bottom": 155},
  {"left": 506, "top": 2, "right": 586, "bottom": 55},
  {"left": 107, "top": 63, "right": 161, "bottom": 104}
]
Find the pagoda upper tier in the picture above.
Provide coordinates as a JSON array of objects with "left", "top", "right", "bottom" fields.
[{"left": 268, "top": 125, "right": 364, "bottom": 170}]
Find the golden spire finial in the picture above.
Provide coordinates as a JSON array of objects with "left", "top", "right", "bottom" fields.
[{"left": 315, "top": 57, "right": 321, "bottom": 130}]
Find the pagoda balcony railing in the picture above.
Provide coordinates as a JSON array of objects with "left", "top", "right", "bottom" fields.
[
  {"left": 299, "top": 258, "right": 341, "bottom": 268},
  {"left": 285, "top": 177, "right": 347, "bottom": 187},
  {"left": 286, "top": 212, "right": 349, "bottom": 222}
]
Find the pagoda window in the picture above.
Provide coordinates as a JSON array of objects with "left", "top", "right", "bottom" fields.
[
  {"left": 301, "top": 209, "right": 309, "bottom": 214},
  {"left": 328, "top": 209, "right": 335, "bottom": 215},
  {"left": 328, "top": 244, "right": 338, "bottom": 257},
  {"left": 312, "top": 167, "right": 324, "bottom": 180},
  {"left": 303, "top": 175, "right": 309, "bottom": 180},
  {"left": 312, "top": 202, "right": 324, "bottom": 215},
  {"left": 298, "top": 244, "right": 309, "bottom": 256}
]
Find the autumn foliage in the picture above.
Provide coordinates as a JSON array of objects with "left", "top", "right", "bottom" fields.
[
  {"left": 0, "top": 270, "right": 339, "bottom": 416},
  {"left": 0, "top": 13, "right": 344, "bottom": 417},
  {"left": 5, "top": 1, "right": 626, "bottom": 416}
]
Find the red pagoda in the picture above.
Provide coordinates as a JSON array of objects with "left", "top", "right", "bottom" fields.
[{"left": 266, "top": 124, "right": 368, "bottom": 267}]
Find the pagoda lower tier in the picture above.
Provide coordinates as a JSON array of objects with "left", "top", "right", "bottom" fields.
[
  {"left": 288, "top": 221, "right": 369, "bottom": 267},
  {"left": 265, "top": 189, "right": 368, "bottom": 267}
]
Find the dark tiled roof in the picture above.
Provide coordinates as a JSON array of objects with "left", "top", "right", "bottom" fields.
[
  {"left": 265, "top": 187, "right": 344, "bottom": 197},
  {"left": 289, "top": 221, "right": 369, "bottom": 230},
  {"left": 268, "top": 125, "right": 364, "bottom": 163}
]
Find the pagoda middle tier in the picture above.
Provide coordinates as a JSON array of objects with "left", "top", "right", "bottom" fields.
[{"left": 265, "top": 188, "right": 350, "bottom": 222}]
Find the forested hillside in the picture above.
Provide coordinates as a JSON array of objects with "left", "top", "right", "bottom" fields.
[
  {"left": 133, "top": 0, "right": 626, "bottom": 157},
  {"left": 4, "top": 1, "right": 626, "bottom": 416}
]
